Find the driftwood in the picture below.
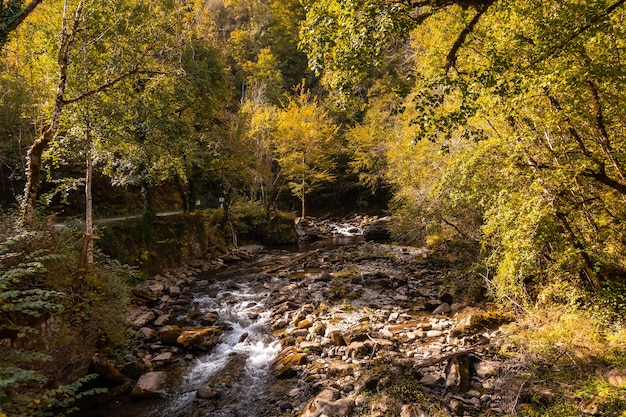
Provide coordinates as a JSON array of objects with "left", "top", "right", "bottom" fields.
[{"left": 413, "top": 344, "right": 484, "bottom": 370}]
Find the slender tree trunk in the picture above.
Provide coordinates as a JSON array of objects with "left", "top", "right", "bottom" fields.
[
  {"left": 301, "top": 176, "right": 306, "bottom": 219},
  {"left": 81, "top": 149, "right": 94, "bottom": 269}
]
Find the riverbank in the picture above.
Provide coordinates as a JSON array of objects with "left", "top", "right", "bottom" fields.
[{"left": 74, "top": 232, "right": 626, "bottom": 416}]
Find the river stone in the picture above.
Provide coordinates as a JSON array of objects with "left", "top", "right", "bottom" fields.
[
  {"left": 310, "top": 321, "right": 326, "bottom": 336},
  {"left": 296, "top": 318, "right": 313, "bottom": 329},
  {"left": 419, "top": 373, "right": 442, "bottom": 387},
  {"left": 272, "top": 346, "right": 308, "bottom": 378},
  {"left": 152, "top": 352, "right": 173, "bottom": 366},
  {"left": 153, "top": 314, "right": 170, "bottom": 327},
  {"left": 196, "top": 385, "right": 221, "bottom": 400},
  {"left": 201, "top": 311, "right": 219, "bottom": 326},
  {"left": 326, "top": 361, "right": 354, "bottom": 376},
  {"left": 346, "top": 341, "right": 369, "bottom": 359},
  {"left": 138, "top": 327, "right": 158, "bottom": 341},
  {"left": 449, "top": 398, "right": 464, "bottom": 416},
  {"left": 177, "top": 327, "right": 223, "bottom": 351},
  {"left": 362, "top": 218, "right": 391, "bottom": 241},
  {"left": 299, "top": 340, "right": 323, "bottom": 354},
  {"left": 131, "top": 371, "right": 167, "bottom": 398},
  {"left": 401, "top": 404, "right": 431, "bottom": 417},
  {"left": 342, "top": 323, "right": 370, "bottom": 345},
  {"left": 473, "top": 359, "right": 500, "bottom": 378},
  {"left": 432, "top": 302, "right": 451, "bottom": 315},
  {"left": 159, "top": 325, "right": 182, "bottom": 345},
  {"left": 168, "top": 285, "right": 181, "bottom": 296},
  {"left": 300, "top": 388, "right": 354, "bottom": 417},
  {"left": 126, "top": 309, "right": 156, "bottom": 330},
  {"left": 120, "top": 359, "right": 148, "bottom": 379}
]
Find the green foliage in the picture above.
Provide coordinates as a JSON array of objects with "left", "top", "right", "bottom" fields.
[
  {"left": 0, "top": 230, "right": 107, "bottom": 416},
  {"left": 275, "top": 88, "right": 338, "bottom": 217}
]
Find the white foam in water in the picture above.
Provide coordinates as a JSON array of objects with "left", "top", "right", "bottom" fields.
[
  {"left": 334, "top": 223, "right": 363, "bottom": 236},
  {"left": 181, "top": 284, "right": 278, "bottom": 389}
]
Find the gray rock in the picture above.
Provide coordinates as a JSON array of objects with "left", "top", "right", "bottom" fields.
[
  {"left": 138, "top": 327, "right": 158, "bottom": 341},
  {"left": 131, "top": 371, "right": 167, "bottom": 398},
  {"left": 401, "top": 404, "right": 431, "bottom": 417},
  {"left": 432, "top": 302, "right": 451, "bottom": 315},
  {"left": 126, "top": 309, "right": 156, "bottom": 330}
]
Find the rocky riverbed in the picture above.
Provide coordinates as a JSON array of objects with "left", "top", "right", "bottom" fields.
[{"left": 77, "top": 226, "right": 535, "bottom": 417}]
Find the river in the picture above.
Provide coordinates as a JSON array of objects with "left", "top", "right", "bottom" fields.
[{"left": 79, "top": 231, "right": 365, "bottom": 417}]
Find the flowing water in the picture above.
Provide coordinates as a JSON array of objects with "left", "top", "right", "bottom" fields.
[
  {"left": 78, "top": 249, "right": 317, "bottom": 417},
  {"left": 78, "top": 222, "right": 365, "bottom": 417}
]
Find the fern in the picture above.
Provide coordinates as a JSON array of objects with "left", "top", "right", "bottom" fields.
[{"left": 0, "top": 232, "right": 104, "bottom": 416}]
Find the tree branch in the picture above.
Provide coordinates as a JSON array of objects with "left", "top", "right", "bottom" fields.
[
  {"left": 62, "top": 69, "right": 167, "bottom": 104},
  {"left": 445, "top": 1, "right": 493, "bottom": 72},
  {"left": 533, "top": 0, "right": 626, "bottom": 65},
  {"left": 1, "top": 0, "right": 43, "bottom": 38}
]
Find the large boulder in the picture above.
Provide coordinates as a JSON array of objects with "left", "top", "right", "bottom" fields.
[
  {"left": 176, "top": 327, "right": 223, "bottom": 351},
  {"left": 362, "top": 217, "right": 392, "bottom": 241},
  {"left": 131, "top": 371, "right": 167, "bottom": 399},
  {"left": 300, "top": 388, "right": 354, "bottom": 417}
]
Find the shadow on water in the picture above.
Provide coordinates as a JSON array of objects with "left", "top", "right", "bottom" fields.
[{"left": 280, "top": 235, "right": 364, "bottom": 253}]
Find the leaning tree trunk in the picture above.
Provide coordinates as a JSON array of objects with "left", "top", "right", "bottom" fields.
[{"left": 21, "top": 0, "right": 81, "bottom": 226}]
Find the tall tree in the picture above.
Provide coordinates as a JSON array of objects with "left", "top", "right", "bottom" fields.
[
  {"left": 11, "top": 0, "right": 205, "bottom": 225},
  {"left": 275, "top": 88, "right": 338, "bottom": 218}
]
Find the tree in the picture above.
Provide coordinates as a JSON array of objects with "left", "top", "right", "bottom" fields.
[
  {"left": 11, "top": 0, "right": 197, "bottom": 226},
  {"left": 275, "top": 88, "right": 338, "bottom": 218}
]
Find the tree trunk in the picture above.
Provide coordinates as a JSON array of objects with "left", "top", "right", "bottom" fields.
[
  {"left": 22, "top": 128, "right": 57, "bottom": 225},
  {"left": 301, "top": 176, "right": 306, "bottom": 219},
  {"left": 81, "top": 149, "right": 94, "bottom": 270},
  {"left": 21, "top": 0, "right": 82, "bottom": 226}
]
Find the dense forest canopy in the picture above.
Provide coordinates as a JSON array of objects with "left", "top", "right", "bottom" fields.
[{"left": 0, "top": 0, "right": 624, "bottom": 301}]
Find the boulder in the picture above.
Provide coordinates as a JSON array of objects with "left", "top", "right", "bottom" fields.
[
  {"left": 177, "top": 327, "right": 223, "bottom": 351},
  {"left": 159, "top": 325, "right": 182, "bottom": 345},
  {"left": 362, "top": 217, "right": 392, "bottom": 241},
  {"left": 300, "top": 388, "right": 354, "bottom": 417},
  {"left": 272, "top": 346, "right": 308, "bottom": 379},
  {"left": 131, "top": 371, "right": 167, "bottom": 398},
  {"left": 126, "top": 309, "right": 156, "bottom": 330}
]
